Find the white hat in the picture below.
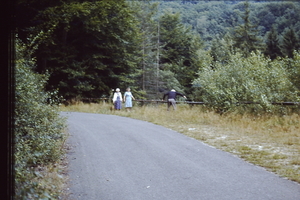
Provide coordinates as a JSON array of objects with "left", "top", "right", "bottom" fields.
[{"left": 171, "top": 89, "right": 176, "bottom": 92}]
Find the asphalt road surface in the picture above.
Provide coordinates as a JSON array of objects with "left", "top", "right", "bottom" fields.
[{"left": 62, "top": 112, "right": 300, "bottom": 200}]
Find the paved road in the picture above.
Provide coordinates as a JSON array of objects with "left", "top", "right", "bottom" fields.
[{"left": 62, "top": 112, "right": 300, "bottom": 200}]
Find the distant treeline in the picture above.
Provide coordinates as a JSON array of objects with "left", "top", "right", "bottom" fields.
[{"left": 159, "top": 1, "right": 300, "bottom": 49}]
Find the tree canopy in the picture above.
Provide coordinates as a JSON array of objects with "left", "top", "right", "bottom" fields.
[
  {"left": 17, "top": 0, "right": 140, "bottom": 99},
  {"left": 15, "top": 0, "right": 300, "bottom": 102}
]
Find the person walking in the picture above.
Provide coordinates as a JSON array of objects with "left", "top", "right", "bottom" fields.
[
  {"left": 123, "top": 87, "right": 135, "bottom": 112},
  {"left": 113, "top": 88, "right": 122, "bottom": 110},
  {"left": 162, "top": 89, "right": 187, "bottom": 111}
]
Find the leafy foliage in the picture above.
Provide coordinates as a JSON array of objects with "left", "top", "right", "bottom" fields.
[
  {"left": 159, "top": 69, "right": 185, "bottom": 94},
  {"left": 15, "top": 39, "right": 66, "bottom": 199},
  {"left": 284, "top": 51, "right": 300, "bottom": 92},
  {"left": 27, "top": 0, "right": 140, "bottom": 100},
  {"left": 15, "top": 0, "right": 300, "bottom": 111},
  {"left": 210, "top": 34, "right": 234, "bottom": 65},
  {"left": 193, "top": 51, "right": 300, "bottom": 114}
]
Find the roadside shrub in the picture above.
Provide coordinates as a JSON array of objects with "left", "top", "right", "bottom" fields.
[
  {"left": 284, "top": 51, "right": 300, "bottom": 92},
  {"left": 15, "top": 40, "right": 66, "bottom": 199},
  {"left": 192, "top": 51, "right": 299, "bottom": 114}
]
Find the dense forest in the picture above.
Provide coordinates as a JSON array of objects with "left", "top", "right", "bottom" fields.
[{"left": 16, "top": 0, "right": 300, "bottom": 106}]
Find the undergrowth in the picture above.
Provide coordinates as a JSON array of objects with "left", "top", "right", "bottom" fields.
[{"left": 15, "top": 39, "right": 67, "bottom": 199}]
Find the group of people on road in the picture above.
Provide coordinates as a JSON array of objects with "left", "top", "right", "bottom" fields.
[
  {"left": 112, "top": 87, "right": 187, "bottom": 111},
  {"left": 112, "top": 87, "right": 135, "bottom": 111}
]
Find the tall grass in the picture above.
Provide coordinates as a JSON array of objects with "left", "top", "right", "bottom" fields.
[{"left": 60, "top": 102, "right": 300, "bottom": 183}]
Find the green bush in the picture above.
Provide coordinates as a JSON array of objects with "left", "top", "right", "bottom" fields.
[
  {"left": 193, "top": 51, "right": 300, "bottom": 114},
  {"left": 15, "top": 40, "right": 66, "bottom": 199},
  {"left": 284, "top": 51, "right": 300, "bottom": 92}
]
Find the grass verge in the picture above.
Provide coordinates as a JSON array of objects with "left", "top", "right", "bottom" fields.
[{"left": 60, "top": 101, "right": 300, "bottom": 183}]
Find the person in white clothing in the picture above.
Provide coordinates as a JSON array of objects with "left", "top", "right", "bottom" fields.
[
  {"left": 123, "top": 87, "right": 135, "bottom": 112},
  {"left": 112, "top": 88, "right": 122, "bottom": 110}
]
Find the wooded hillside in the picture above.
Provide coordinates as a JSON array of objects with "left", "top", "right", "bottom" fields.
[{"left": 16, "top": 0, "right": 300, "bottom": 110}]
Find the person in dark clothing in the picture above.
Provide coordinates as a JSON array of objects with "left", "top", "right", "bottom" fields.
[{"left": 162, "top": 89, "right": 187, "bottom": 111}]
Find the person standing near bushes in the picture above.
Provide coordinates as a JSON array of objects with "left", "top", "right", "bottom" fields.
[
  {"left": 123, "top": 87, "right": 135, "bottom": 112},
  {"left": 162, "top": 89, "right": 187, "bottom": 111},
  {"left": 113, "top": 88, "right": 122, "bottom": 110}
]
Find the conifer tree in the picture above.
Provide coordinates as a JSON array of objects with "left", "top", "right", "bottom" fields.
[
  {"left": 281, "top": 27, "right": 299, "bottom": 59},
  {"left": 264, "top": 26, "right": 282, "bottom": 60},
  {"left": 159, "top": 11, "right": 202, "bottom": 94},
  {"left": 129, "top": 1, "right": 163, "bottom": 98},
  {"left": 210, "top": 35, "right": 232, "bottom": 65},
  {"left": 232, "top": 1, "right": 263, "bottom": 57}
]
